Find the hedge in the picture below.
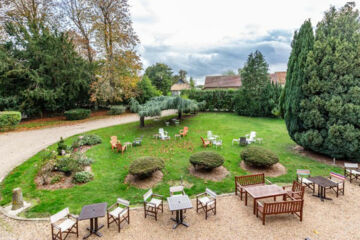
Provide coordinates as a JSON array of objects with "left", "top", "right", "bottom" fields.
[
  {"left": 182, "top": 89, "right": 237, "bottom": 112},
  {"left": 0, "top": 111, "right": 21, "bottom": 130},
  {"left": 64, "top": 108, "right": 91, "bottom": 120},
  {"left": 108, "top": 105, "right": 126, "bottom": 115}
]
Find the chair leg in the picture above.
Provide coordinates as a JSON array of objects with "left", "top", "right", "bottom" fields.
[{"left": 107, "top": 213, "right": 110, "bottom": 228}]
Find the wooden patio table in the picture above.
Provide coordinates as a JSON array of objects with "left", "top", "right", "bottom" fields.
[
  {"left": 79, "top": 203, "right": 107, "bottom": 239},
  {"left": 307, "top": 176, "right": 337, "bottom": 201},
  {"left": 244, "top": 184, "right": 287, "bottom": 214}
]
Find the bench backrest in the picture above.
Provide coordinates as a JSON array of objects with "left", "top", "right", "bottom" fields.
[
  {"left": 51, "top": 208, "right": 69, "bottom": 223},
  {"left": 330, "top": 172, "right": 345, "bottom": 181},
  {"left": 264, "top": 200, "right": 303, "bottom": 214},
  {"left": 344, "top": 163, "right": 358, "bottom": 169},
  {"left": 117, "top": 198, "right": 130, "bottom": 207},
  {"left": 206, "top": 188, "right": 217, "bottom": 199},
  {"left": 143, "top": 189, "right": 153, "bottom": 201},
  {"left": 235, "top": 173, "right": 265, "bottom": 186},
  {"left": 296, "top": 169, "right": 310, "bottom": 176}
]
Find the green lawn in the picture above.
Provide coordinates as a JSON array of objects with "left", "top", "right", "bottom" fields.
[{"left": 0, "top": 113, "right": 341, "bottom": 218}]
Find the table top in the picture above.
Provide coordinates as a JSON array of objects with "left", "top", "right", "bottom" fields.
[
  {"left": 307, "top": 176, "right": 338, "bottom": 187},
  {"left": 79, "top": 203, "right": 107, "bottom": 220},
  {"left": 167, "top": 195, "right": 193, "bottom": 211},
  {"left": 245, "top": 184, "right": 286, "bottom": 199}
]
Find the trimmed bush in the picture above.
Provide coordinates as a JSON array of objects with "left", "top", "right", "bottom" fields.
[
  {"left": 73, "top": 171, "right": 93, "bottom": 183},
  {"left": 64, "top": 108, "right": 91, "bottom": 120},
  {"left": 189, "top": 151, "right": 224, "bottom": 170},
  {"left": 108, "top": 105, "right": 126, "bottom": 115},
  {"left": 241, "top": 146, "right": 279, "bottom": 168},
  {"left": 0, "top": 111, "right": 21, "bottom": 130},
  {"left": 129, "top": 156, "right": 164, "bottom": 178}
]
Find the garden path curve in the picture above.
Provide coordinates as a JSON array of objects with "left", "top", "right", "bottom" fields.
[{"left": 0, "top": 110, "right": 176, "bottom": 182}]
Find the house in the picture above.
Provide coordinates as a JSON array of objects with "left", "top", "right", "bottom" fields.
[
  {"left": 171, "top": 79, "right": 191, "bottom": 95},
  {"left": 270, "top": 71, "right": 287, "bottom": 85},
  {"left": 203, "top": 76, "right": 242, "bottom": 90}
]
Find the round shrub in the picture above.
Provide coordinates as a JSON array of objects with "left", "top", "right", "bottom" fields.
[
  {"left": 64, "top": 108, "right": 91, "bottom": 120},
  {"left": 73, "top": 171, "right": 93, "bottom": 183},
  {"left": 108, "top": 105, "right": 126, "bottom": 115},
  {"left": 241, "top": 146, "right": 279, "bottom": 168},
  {"left": 189, "top": 151, "right": 224, "bottom": 170},
  {"left": 0, "top": 111, "right": 21, "bottom": 130},
  {"left": 129, "top": 156, "right": 164, "bottom": 179}
]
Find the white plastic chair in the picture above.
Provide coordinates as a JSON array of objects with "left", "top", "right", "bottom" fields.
[{"left": 246, "top": 131, "right": 256, "bottom": 144}]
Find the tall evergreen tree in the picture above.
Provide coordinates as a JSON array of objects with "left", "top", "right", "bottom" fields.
[
  {"left": 287, "top": 3, "right": 360, "bottom": 160},
  {"left": 283, "top": 20, "right": 314, "bottom": 141}
]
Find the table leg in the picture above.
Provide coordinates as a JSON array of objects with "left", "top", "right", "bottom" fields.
[
  {"left": 83, "top": 218, "right": 94, "bottom": 239},
  {"left": 253, "top": 198, "right": 256, "bottom": 215},
  {"left": 245, "top": 192, "right": 248, "bottom": 206},
  {"left": 94, "top": 218, "right": 104, "bottom": 237}
]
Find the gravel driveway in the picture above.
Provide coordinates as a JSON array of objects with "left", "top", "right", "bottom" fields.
[{"left": 0, "top": 110, "right": 176, "bottom": 182}]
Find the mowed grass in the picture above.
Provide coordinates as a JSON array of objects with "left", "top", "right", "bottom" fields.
[{"left": 0, "top": 113, "right": 341, "bottom": 217}]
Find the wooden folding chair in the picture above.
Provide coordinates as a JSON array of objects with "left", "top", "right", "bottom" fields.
[
  {"left": 116, "top": 143, "right": 127, "bottom": 154},
  {"left": 296, "top": 169, "right": 315, "bottom": 193},
  {"left": 328, "top": 172, "right": 345, "bottom": 197},
  {"left": 50, "top": 208, "right": 78, "bottom": 240},
  {"left": 344, "top": 163, "right": 360, "bottom": 184},
  {"left": 107, "top": 198, "right": 130, "bottom": 233},
  {"left": 196, "top": 188, "right": 217, "bottom": 219},
  {"left": 143, "top": 189, "right": 163, "bottom": 221},
  {"left": 283, "top": 181, "right": 305, "bottom": 200}
]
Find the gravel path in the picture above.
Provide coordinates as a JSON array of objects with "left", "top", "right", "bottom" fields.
[
  {"left": 0, "top": 110, "right": 176, "bottom": 181},
  {"left": 1, "top": 185, "right": 360, "bottom": 240}
]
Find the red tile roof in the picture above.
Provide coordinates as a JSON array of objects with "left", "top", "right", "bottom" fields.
[
  {"left": 270, "top": 72, "right": 287, "bottom": 85},
  {"left": 203, "top": 76, "right": 242, "bottom": 89}
]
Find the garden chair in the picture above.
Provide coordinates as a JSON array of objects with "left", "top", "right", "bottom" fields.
[
  {"left": 170, "top": 185, "right": 186, "bottom": 214},
  {"left": 239, "top": 137, "right": 248, "bottom": 146},
  {"left": 201, "top": 137, "right": 212, "bottom": 148},
  {"left": 207, "top": 131, "right": 218, "bottom": 142},
  {"left": 213, "top": 139, "right": 223, "bottom": 149},
  {"left": 282, "top": 181, "right": 305, "bottom": 200},
  {"left": 133, "top": 135, "right": 143, "bottom": 146},
  {"left": 107, "top": 198, "right": 130, "bottom": 233},
  {"left": 296, "top": 169, "right": 315, "bottom": 193},
  {"left": 232, "top": 138, "right": 240, "bottom": 145},
  {"left": 143, "top": 189, "right": 163, "bottom": 221},
  {"left": 344, "top": 163, "right": 360, "bottom": 184},
  {"left": 180, "top": 127, "right": 188, "bottom": 137},
  {"left": 116, "top": 143, "right": 127, "bottom": 154},
  {"left": 328, "top": 172, "right": 345, "bottom": 197},
  {"left": 246, "top": 131, "right": 256, "bottom": 144},
  {"left": 159, "top": 131, "right": 170, "bottom": 140},
  {"left": 110, "top": 136, "right": 118, "bottom": 150},
  {"left": 50, "top": 207, "right": 78, "bottom": 240},
  {"left": 196, "top": 188, "right": 217, "bottom": 219}
]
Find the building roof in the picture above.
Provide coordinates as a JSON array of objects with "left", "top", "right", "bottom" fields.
[
  {"left": 203, "top": 76, "right": 242, "bottom": 89},
  {"left": 171, "top": 79, "right": 190, "bottom": 91},
  {"left": 270, "top": 72, "right": 287, "bottom": 85}
]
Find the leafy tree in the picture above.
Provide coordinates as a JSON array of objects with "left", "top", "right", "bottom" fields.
[
  {"left": 282, "top": 20, "right": 314, "bottom": 141},
  {"left": 145, "top": 63, "right": 173, "bottom": 95},
  {"left": 136, "top": 75, "right": 161, "bottom": 104},
  {"left": 189, "top": 77, "right": 195, "bottom": 89},
  {"left": 172, "top": 69, "right": 188, "bottom": 84},
  {"left": 284, "top": 3, "right": 360, "bottom": 160},
  {"left": 0, "top": 22, "right": 92, "bottom": 116},
  {"left": 234, "top": 50, "right": 279, "bottom": 117}
]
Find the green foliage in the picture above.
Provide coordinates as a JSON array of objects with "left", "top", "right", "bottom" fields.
[
  {"left": 64, "top": 109, "right": 91, "bottom": 120},
  {"left": 129, "top": 156, "right": 164, "bottom": 178},
  {"left": 108, "top": 105, "right": 126, "bottom": 115},
  {"left": 55, "top": 152, "right": 93, "bottom": 174},
  {"left": 72, "top": 134, "right": 102, "bottom": 149},
  {"left": 73, "top": 171, "right": 93, "bottom": 183},
  {"left": 189, "top": 77, "right": 195, "bottom": 89},
  {"left": 182, "top": 89, "right": 237, "bottom": 111},
  {"left": 57, "top": 137, "right": 68, "bottom": 155},
  {"left": 0, "top": 23, "right": 93, "bottom": 117},
  {"left": 145, "top": 63, "right": 173, "bottom": 95},
  {"left": 0, "top": 111, "right": 21, "bottom": 130},
  {"left": 234, "top": 51, "right": 281, "bottom": 117},
  {"left": 136, "top": 75, "right": 161, "bottom": 104},
  {"left": 284, "top": 3, "right": 360, "bottom": 160},
  {"left": 241, "top": 146, "right": 279, "bottom": 168},
  {"left": 50, "top": 176, "right": 62, "bottom": 185},
  {"left": 189, "top": 151, "right": 224, "bottom": 170}
]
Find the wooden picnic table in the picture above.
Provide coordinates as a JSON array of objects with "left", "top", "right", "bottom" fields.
[
  {"left": 244, "top": 184, "right": 287, "bottom": 214},
  {"left": 307, "top": 176, "right": 337, "bottom": 201}
]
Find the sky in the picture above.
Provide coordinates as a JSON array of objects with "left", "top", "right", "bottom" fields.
[{"left": 129, "top": 0, "right": 355, "bottom": 84}]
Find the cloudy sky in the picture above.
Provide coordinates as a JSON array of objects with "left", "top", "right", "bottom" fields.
[{"left": 130, "top": 0, "right": 354, "bottom": 84}]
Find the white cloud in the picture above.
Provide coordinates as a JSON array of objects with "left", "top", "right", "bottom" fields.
[{"left": 129, "top": 0, "right": 359, "bottom": 83}]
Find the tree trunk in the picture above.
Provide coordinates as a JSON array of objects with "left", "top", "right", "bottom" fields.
[
  {"left": 140, "top": 116, "right": 145, "bottom": 127},
  {"left": 178, "top": 111, "right": 182, "bottom": 120},
  {"left": 11, "top": 188, "right": 24, "bottom": 210}
]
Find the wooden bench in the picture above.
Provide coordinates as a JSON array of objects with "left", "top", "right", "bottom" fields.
[
  {"left": 256, "top": 199, "right": 304, "bottom": 225},
  {"left": 235, "top": 173, "right": 271, "bottom": 200}
]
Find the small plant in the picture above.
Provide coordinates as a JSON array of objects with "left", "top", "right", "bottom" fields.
[
  {"left": 73, "top": 171, "right": 93, "bottom": 183},
  {"left": 73, "top": 152, "right": 94, "bottom": 166},
  {"left": 64, "top": 108, "right": 91, "bottom": 120},
  {"left": 108, "top": 105, "right": 126, "bottom": 115},
  {"left": 38, "top": 149, "right": 58, "bottom": 185},
  {"left": 0, "top": 111, "right": 21, "bottom": 130},
  {"left": 72, "top": 134, "right": 102, "bottom": 149},
  {"left": 189, "top": 151, "right": 224, "bottom": 170},
  {"left": 57, "top": 137, "right": 67, "bottom": 155},
  {"left": 129, "top": 156, "right": 164, "bottom": 179},
  {"left": 241, "top": 146, "right": 279, "bottom": 168},
  {"left": 50, "top": 175, "right": 62, "bottom": 184},
  {"left": 56, "top": 155, "right": 82, "bottom": 174}
]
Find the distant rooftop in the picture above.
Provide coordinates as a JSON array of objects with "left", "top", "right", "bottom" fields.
[{"left": 203, "top": 76, "right": 241, "bottom": 89}]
